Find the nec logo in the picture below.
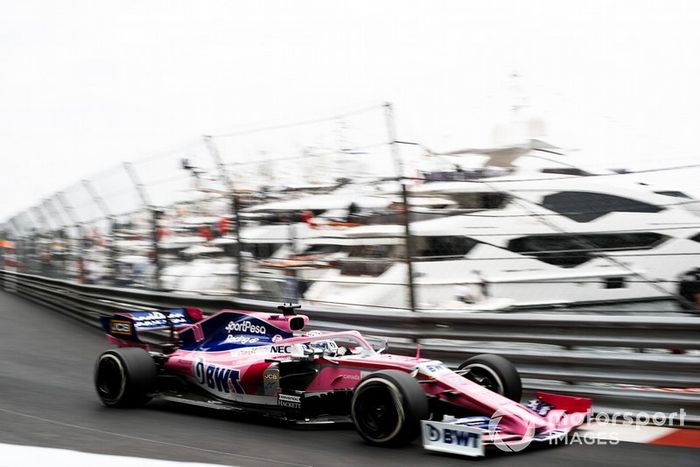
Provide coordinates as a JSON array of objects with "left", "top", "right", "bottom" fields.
[{"left": 426, "top": 424, "right": 481, "bottom": 448}]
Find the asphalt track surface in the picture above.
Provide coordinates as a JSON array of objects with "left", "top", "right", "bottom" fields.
[{"left": 0, "top": 291, "right": 698, "bottom": 467}]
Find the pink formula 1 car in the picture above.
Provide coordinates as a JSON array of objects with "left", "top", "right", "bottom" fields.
[{"left": 94, "top": 305, "right": 591, "bottom": 457}]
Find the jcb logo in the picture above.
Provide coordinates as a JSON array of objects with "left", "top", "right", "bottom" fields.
[{"left": 110, "top": 320, "right": 131, "bottom": 335}]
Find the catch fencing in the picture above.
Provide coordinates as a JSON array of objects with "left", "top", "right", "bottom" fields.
[
  {"left": 1, "top": 103, "right": 700, "bottom": 311},
  {"left": 1, "top": 269, "right": 699, "bottom": 423}
]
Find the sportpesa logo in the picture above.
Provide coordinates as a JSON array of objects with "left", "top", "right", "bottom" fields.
[{"left": 225, "top": 319, "right": 267, "bottom": 335}]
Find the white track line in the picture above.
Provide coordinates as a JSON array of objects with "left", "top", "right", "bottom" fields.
[
  {"left": 579, "top": 422, "right": 675, "bottom": 443},
  {"left": 0, "top": 407, "right": 311, "bottom": 467},
  {"left": 0, "top": 443, "right": 228, "bottom": 467}
]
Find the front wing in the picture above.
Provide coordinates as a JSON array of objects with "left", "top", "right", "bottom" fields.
[
  {"left": 421, "top": 417, "right": 571, "bottom": 457},
  {"left": 421, "top": 392, "right": 591, "bottom": 457}
]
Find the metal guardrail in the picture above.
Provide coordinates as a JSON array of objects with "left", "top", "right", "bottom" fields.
[{"left": 2, "top": 269, "right": 699, "bottom": 422}]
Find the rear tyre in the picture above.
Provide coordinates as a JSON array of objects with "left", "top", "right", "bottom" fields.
[
  {"left": 351, "top": 370, "right": 429, "bottom": 446},
  {"left": 94, "top": 348, "right": 157, "bottom": 407},
  {"left": 457, "top": 354, "right": 522, "bottom": 402}
]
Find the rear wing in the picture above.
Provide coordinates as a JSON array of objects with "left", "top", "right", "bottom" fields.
[{"left": 100, "top": 308, "right": 203, "bottom": 343}]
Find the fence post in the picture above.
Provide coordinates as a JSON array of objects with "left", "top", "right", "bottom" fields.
[
  {"left": 109, "top": 218, "right": 119, "bottom": 286},
  {"left": 232, "top": 193, "right": 244, "bottom": 295},
  {"left": 123, "top": 162, "right": 161, "bottom": 290},
  {"left": 151, "top": 209, "right": 163, "bottom": 290},
  {"left": 82, "top": 180, "right": 115, "bottom": 284},
  {"left": 80, "top": 224, "right": 89, "bottom": 283},
  {"left": 43, "top": 199, "right": 65, "bottom": 279},
  {"left": 56, "top": 192, "right": 82, "bottom": 282},
  {"left": 31, "top": 208, "right": 51, "bottom": 275},
  {"left": 384, "top": 102, "right": 403, "bottom": 179},
  {"left": 8, "top": 218, "right": 23, "bottom": 279},
  {"left": 204, "top": 134, "right": 244, "bottom": 296},
  {"left": 401, "top": 183, "right": 417, "bottom": 312},
  {"left": 0, "top": 228, "right": 5, "bottom": 273}
]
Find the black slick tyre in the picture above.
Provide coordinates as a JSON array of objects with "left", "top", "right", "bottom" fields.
[
  {"left": 457, "top": 353, "right": 522, "bottom": 402},
  {"left": 94, "top": 348, "right": 157, "bottom": 407},
  {"left": 351, "top": 370, "right": 429, "bottom": 446}
]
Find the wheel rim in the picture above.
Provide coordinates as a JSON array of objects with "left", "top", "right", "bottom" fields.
[
  {"left": 96, "top": 354, "right": 126, "bottom": 402},
  {"left": 353, "top": 383, "right": 401, "bottom": 442},
  {"left": 458, "top": 363, "right": 505, "bottom": 395}
]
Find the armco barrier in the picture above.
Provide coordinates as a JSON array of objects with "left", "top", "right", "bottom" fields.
[{"left": 2, "top": 269, "right": 699, "bottom": 423}]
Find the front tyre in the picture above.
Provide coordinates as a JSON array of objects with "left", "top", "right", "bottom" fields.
[
  {"left": 351, "top": 370, "right": 429, "bottom": 446},
  {"left": 94, "top": 348, "right": 157, "bottom": 407},
  {"left": 457, "top": 354, "right": 522, "bottom": 402}
]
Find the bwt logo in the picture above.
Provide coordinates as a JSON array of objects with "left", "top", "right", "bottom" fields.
[
  {"left": 426, "top": 424, "right": 481, "bottom": 448},
  {"left": 194, "top": 359, "right": 243, "bottom": 394}
]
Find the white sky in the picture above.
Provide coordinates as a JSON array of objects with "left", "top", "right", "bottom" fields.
[{"left": 2, "top": 0, "right": 700, "bottom": 222}]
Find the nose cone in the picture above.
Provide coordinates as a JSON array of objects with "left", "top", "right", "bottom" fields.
[{"left": 492, "top": 402, "right": 549, "bottom": 437}]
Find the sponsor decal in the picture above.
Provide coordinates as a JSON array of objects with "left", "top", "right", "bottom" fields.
[
  {"left": 194, "top": 359, "right": 243, "bottom": 394},
  {"left": 192, "top": 323, "right": 204, "bottom": 342},
  {"left": 422, "top": 421, "right": 484, "bottom": 457},
  {"left": 129, "top": 310, "right": 189, "bottom": 329},
  {"left": 229, "top": 345, "right": 293, "bottom": 357},
  {"left": 110, "top": 320, "right": 132, "bottom": 335},
  {"left": 418, "top": 362, "right": 449, "bottom": 376},
  {"left": 278, "top": 393, "right": 301, "bottom": 409},
  {"left": 526, "top": 399, "right": 553, "bottom": 416},
  {"left": 225, "top": 319, "right": 267, "bottom": 335},
  {"left": 224, "top": 335, "right": 260, "bottom": 345},
  {"left": 230, "top": 347, "right": 257, "bottom": 356},
  {"left": 263, "top": 367, "right": 280, "bottom": 397}
]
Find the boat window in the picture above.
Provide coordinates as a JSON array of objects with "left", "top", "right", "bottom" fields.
[
  {"left": 250, "top": 210, "right": 327, "bottom": 225},
  {"left": 339, "top": 243, "right": 404, "bottom": 276},
  {"left": 508, "top": 233, "right": 667, "bottom": 267},
  {"left": 540, "top": 168, "right": 591, "bottom": 176},
  {"left": 604, "top": 277, "right": 626, "bottom": 289},
  {"left": 432, "top": 192, "right": 509, "bottom": 210},
  {"left": 422, "top": 167, "right": 511, "bottom": 182},
  {"left": 243, "top": 243, "right": 283, "bottom": 259},
  {"left": 654, "top": 191, "right": 691, "bottom": 199},
  {"left": 414, "top": 236, "right": 478, "bottom": 260},
  {"left": 542, "top": 191, "right": 663, "bottom": 222},
  {"left": 690, "top": 233, "right": 700, "bottom": 243},
  {"left": 347, "top": 243, "right": 405, "bottom": 259},
  {"left": 337, "top": 259, "right": 393, "bottom": 277},
  {"left": 302, "top": 244, "right": 344, "bottom": 255}
]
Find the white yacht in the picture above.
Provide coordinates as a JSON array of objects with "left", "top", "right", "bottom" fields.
[{"left": 302, "top": 156, "right": 700, "bottom": 310}]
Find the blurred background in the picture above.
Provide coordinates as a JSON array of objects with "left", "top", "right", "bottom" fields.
[{"left": 1, "top": 0, "right": 700, "bottom": 313}]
